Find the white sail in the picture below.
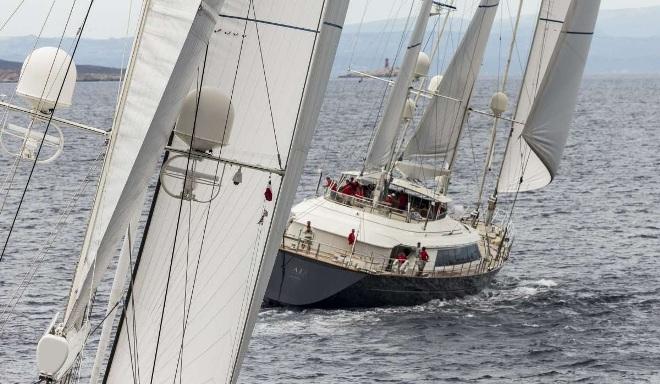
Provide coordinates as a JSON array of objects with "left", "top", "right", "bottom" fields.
[
  {"left": 498, "top": 0, "right": 599, "bottom": 193},
  {"left": 364, "top": 0, "right": 433, "bottom": 170},
  {"left": 497, "top": 0, "right": 572, "bottom": 193},
  {"left": 403, "top": 0, "right": 499, "bottom": 164},
  {"left": 63, "top": 0, "right": 221, "bottom": 330},
  {"left": 102, "top": 1, "right": 348, "bottom": 383}
]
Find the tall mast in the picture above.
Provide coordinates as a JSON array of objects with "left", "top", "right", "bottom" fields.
[
  {"left": 474, "top": 0, "right": 524, "bottom": 217},
  {"left": 363, "top": 0, "right": 434, "bottom": 172}
]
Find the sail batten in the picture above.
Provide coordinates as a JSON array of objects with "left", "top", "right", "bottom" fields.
[
  {"left": 498, "top": 0, "right": 600, "bottom": 193},
  {"left": 403, "top": 0, "right": 499, "bottom": 165}
]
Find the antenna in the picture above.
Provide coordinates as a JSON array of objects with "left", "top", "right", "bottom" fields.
[
  {"left": 160, "top": 87, "right": 234, "bottom": 202},
  {"left": 0, "top": 47, "right": 77, "bottom": 164}
]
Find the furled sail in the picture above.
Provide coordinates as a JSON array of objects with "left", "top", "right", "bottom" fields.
[
  {"left": 403, "top": 0, "right": 499, "bottom": 164},
  {"left": 497, "top": 0, "right": 572, "bottom": 193},
  {"left": 102, "top": 1, "right": 348, "bottom": 383},
  {"left": 498, "top": 0, "right": 600, "bottom": 193},
  {"left": 364, "top": 0, "right": 433, "bottom": 170},
  {"left": 63, "top": 0, "right": 221, "bottom": 331}
]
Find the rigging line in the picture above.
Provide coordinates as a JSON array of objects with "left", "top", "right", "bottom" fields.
[
  {"left": 0, "top": 0, "right": 88, "bottom": 263},
  {"left": 148, "top": 43, "right": 211, "bottom": 384},
  {"left": 228, "top": 0, "right": 327, "bottom": 379},
  {"left": 115, "top": 0, "right": 135, "bottom": 107},
  {"left": 250, "top": 1, "right": 283, "bottom": 169},
  {"left": 347, "top": 0, "right": 371, "bottom": 70},
  {"left": 172, "top": 68, "right": 202, "bottom": 384},
  {"left": 0, "top": 146, "right": 105, "bottom": 335},
  {"left": 171, "top": 2, "right": 254, "bottom": 379},
  {"left": 0, "top": 0, "right": 27, "bottom": 32}
]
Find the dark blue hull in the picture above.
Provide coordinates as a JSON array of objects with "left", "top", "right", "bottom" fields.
[{"left": 265, "top": 249, "right": 501, "bottom": 308}]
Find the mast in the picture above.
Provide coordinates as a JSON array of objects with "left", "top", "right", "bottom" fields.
[
  {"left": 363, "top": 0, "right": 434, "bottom": 171},
  {"left": 474, "top": 0, "right": 523, "bottom": 217},
  {"left": 403, "top": 0, "right": 500, "bottom": 186}
]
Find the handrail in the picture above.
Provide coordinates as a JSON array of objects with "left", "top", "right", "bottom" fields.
[
  {"left": 323, "top": 188, "right": 445, "bottom": 222},
  {"left": 281, "top": 233, "right": 508, "bottom": 279}
]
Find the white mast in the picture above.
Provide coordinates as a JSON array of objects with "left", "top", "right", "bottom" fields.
[
  {"left": 474, "top": 0, "right": 523, "bottom": 217},
  {"left": 496, "top": 0, "right": 599, "bottom": 194},
  {"left": 363, "top": 0, "right": 434, "bottom": 171},
  {"left": 403, "top": 0, "right": 499, "bottom": 175},
  {"left": 102, "top": 1, "right": 349, "bottom": 383}
]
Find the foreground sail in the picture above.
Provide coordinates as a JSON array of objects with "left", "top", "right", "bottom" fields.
[
  {"left": 498, "top": 0, "right": 599, "bottom": 192},
  {"left": 403, "top": 0, "right": 498, "bottom": 166},
  {"left": 102, "top": 1, "right": 348, "bottom": 383}
]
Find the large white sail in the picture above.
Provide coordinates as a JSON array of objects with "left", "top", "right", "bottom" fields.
[
  {"left": 403, "top": 0, "right": 499, "bottom": 164},
  {"left": 102, "top": 1, "right": 348, "bottom": 383},
  {"left": 364, "top": 0, "right": 433, "bottom": 170},
  {"left": 63, "top": 0, "right": 221, "bottom": 330},
  {"left": 497, "top": 0, "right": 572, "bottom": 193},
  {"left": 499, "top": 1, "right": 600, "bottom": 193}
]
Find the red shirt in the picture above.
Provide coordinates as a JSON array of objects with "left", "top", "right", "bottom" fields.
[
  {"left": 341, "top": 184, "right": 353, "bottom": 196},
  {"left": 419, "top": 249, "right": 429, "bottom": 262},
  {"left": 348, "top": 231, "right": 355, "bottom": 245},
  {"left": 396, "top": 252, "right": 407, "bottom": 263}
]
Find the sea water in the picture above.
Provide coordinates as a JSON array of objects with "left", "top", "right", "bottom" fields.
[{"left": 0, "top": 76, "right": 658, "bottom": 383}]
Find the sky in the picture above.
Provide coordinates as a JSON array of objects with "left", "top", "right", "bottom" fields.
[{"left": 2, "top": 0, "right": 660, "bottom": 39}]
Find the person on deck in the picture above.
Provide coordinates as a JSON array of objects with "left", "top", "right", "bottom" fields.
[
  {"left": 394, "top": 251, "right": 407, "bottom": 273},
  {"left": 324, "top": 176, "right": 337, "bottom": 191},
  {"left": 339, "top": 180, "right": 354, "bottom": 196},
  {"left": 303, "top": 220, "right": 314, "bottom": 253},
  {"left": 418, "top": 246, "right": 429, "bottom": 275},
  {"left": 347, "top": 229, "right": 356, "bottom": 253},
  {"left": 398, "top": 192, "right": 408, "bottom": 211}
]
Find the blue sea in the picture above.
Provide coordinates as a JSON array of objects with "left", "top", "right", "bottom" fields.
[{"left": 0, "top": 76, "right": 659, "bottom": 383}]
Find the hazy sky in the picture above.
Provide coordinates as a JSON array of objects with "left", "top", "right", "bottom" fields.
[{"left": 2, "top": 0, "right": 660, "bottom": 39}]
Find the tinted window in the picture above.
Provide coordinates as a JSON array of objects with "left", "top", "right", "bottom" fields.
[{"left": 434, "top": 244, "right": 481, "bottom": 267}]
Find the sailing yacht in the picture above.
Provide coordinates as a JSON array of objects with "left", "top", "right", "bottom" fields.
[
  {"left": 265, "top": 0, "right": 601, "bottom": 308},
  {"left": 0, "top": 0, "right": 348, "bottom": 382}
]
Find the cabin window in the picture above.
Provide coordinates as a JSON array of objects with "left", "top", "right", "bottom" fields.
[{"left": 434, "top": 244, "right": 480, "bottom": 267}]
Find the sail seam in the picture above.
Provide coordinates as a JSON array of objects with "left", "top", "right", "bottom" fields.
[{"left": 217, "top": 14, "right": 319, "bottom": 33}]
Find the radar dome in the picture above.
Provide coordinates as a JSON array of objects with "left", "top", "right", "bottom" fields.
[
  {"left": 402, "top": 99, "right": 415, "bottom": 120},
  {"left": 174, "top": 87, "right": 234, "bottom": 152},
  {"left": 427, "top": 75, "right": 443, "bottom": 93},
  {"left": 16, "top": 47, "right": 77, "bottom": 113},
  {"left": 414, "top": 52, "right": 430, "bottom": 78},
  {"left": 489, "top": 92, "right": 508, "bottom": 116}
]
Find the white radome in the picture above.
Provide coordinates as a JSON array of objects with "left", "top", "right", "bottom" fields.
[
  {"left": 174, "top": 87, "right": 234, "bottom": 152},
  {"left": 36, "top": 334, "right": 69, "bottom": 378},
  {"left": 415, "top": 51, "right": 431, "bottom": 78},
  {"left": 427, "top": 74, "right": 443, "bottom": 92},
  {"left": 16, "top": 47, "right": 77, "bottom": 112},
  {"left": 402, "top": 99, "right": 416, "bottom": 120},
  {"left": 490, "top": 91, "right": 508, "bottom": 116}
]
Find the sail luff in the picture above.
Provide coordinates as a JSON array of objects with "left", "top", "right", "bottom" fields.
[
  {"left": 495, "top": 0, "right": 572, "bottom": 194},
  {"left": 364, "top": 0, "right": 433, "bottom": 170},
  {"left": 498, "top": 0, "right": 599, "bottom": 193},
  {"left": 496, "top": 0, "right": 571, "bottom": 193},
  {"left": 403, "top": 0, "right": 499, "bottom": 164}
]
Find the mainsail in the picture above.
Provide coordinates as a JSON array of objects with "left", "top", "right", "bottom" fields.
[
  {"left": 403, "top": 0, "right": 499, "bottom": 165},
  {"left": 364, "top": 0, "right": 433, "bottom": 170},
  {"left": 63, "top": 0, "right": 219, "bottom": 329},
  {"left": 102, "top": 1, "right": 348, "bottom": 383},
  {"left": 498, "top": 0, "right": 600, "bottom": 193}
]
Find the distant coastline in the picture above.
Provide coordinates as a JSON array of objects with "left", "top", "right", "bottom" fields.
[{"left": 0, "top": 59, "right": 122, "bottom": 83}]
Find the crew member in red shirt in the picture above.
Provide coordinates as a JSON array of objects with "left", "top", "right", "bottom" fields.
[
  {"left": 418, "top": 246, "right": 429, "bottom": 275},
  {"left": 395, "top": 251, "right": 407, "bottom": 273},
  {"left": 347, "top": 229, "right": 356, "bottom": 246}
]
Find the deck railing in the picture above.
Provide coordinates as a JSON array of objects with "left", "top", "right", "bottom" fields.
[
  {"left": 281, "top": 233, "right": 508, "bottom": 279},
  {"left": 322, "top": 188, "right": 446, "bottom": 223}
]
